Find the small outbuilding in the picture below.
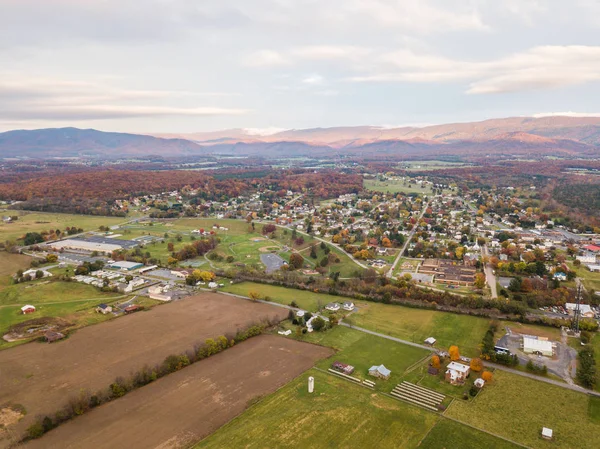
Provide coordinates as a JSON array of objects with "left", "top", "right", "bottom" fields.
[
  {"left": 424, "top": 337, "right": 437, "bottom": 345},
  {"left": 21, "top": 305, "right": 36, "bottom": 314},
  {"left": 342, "top": 301, "right": 355, "bottom": 311},
  {"left": 541, "top": 427, "right": 553, "bottom": 440},
  {"left": 474, "top": 378, "right": 485, "bottom": 388},
  {"left": 368, "top": 364, "right": 391, "bottom": 380}
]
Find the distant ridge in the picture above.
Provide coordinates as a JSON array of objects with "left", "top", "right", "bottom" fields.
[{"left": 1, "top": 116, "right": 599, "bottom": 159}]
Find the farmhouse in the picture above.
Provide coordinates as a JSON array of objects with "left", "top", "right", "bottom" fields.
[
  {"left": 325, "top": 302, "right": 340, "bottom": 312},
  {"left": 96, "top": 304, "right": 113, "bottom": 314},
  {"left": 368, "top": 364, "right": 391, "bottom": 380},
  {"left": 445, "top": 361, "right": 470, "bottom": 385},
  {"left": 22, "top": 269, "right": 52, "bottom": 279},
  {"left": 21, "top": 305, "right": 36, "bottom": 314},
  {"left": 522, "top": 337, "right": 554, "bottom": 357},
  {"left": 342, "top": 301, "right": 355, "bottom": 311}
]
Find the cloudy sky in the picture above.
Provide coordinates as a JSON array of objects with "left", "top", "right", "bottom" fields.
[{"left": 2, "top": 0, "right": 600, "bottom": 133}]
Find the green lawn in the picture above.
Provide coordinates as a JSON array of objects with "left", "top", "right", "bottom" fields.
[
  {"left": 346, "top": 301, "right": 491, "bottom": 356},
  {"left": 445, "top": 370, "right": 600, "bottom": 449},
  {"left": 287, "top": 325, "right": 430, "bottom": 391},
  {"left": 196, "top": 370, "right": 439, "bottom": 449},
  {"left": 0, "top": 211, "right": 124, "bottom": 243},
  {"left": 420, "top": 418, "right": 520, "bottom": 449}
]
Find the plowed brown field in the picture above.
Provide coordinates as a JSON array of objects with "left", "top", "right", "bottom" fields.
[
  {"left": 0, "top": 293, "right": 288, "bottom": 446},
  {"left": 24, "top": 335, "right": 333, "bottom": 449}
]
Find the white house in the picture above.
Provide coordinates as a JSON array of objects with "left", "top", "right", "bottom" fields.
[
  {"left": 342, "top": 301, "right": 355, "bottom": 311},
  {"left": 445, "top": 361, "right": 470, "bottom": 385},
  {"left": 325, "top": 302, "right": 340, "bottom": 312}
]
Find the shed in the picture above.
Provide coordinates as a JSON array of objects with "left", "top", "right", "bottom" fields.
[
  {"left": 21, "top": 305, "right": 36, "bottom": 314},
  {"left": 541, "top": 427, "right": 553, "bottom": 440},
  {"left": 474, "top": 378, "right": 485, "bottom": 388},
  {"left": 424, "top": 337, "right": 437, "bottom": 345}
]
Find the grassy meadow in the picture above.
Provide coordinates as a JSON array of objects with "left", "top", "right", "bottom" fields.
[
  {"left": 445, "top": 370, "right": 600, "bottom": 449},
  {"left": 0, "top": 210, "right": 124, "bottom": 242},
  {"left": 196, "top": 370, "right": 439, "bottom": 449}
]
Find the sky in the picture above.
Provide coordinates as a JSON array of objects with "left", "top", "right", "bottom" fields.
[{"left": 2, "top": 0, "right": 600, "bottom": 133}]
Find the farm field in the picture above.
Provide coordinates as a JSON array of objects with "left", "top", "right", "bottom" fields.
[
  {"left": 445, "top": 370, "right": 600, "bottom": 449},
  {"left": 364, "top": 178, "right": 448, "bottom": 196},
  {"left": 420, "top": 418, "right": 519, "bottom": 449},
  {"left": 24, "top": 335, "right": 333, "bottom": 449},
  {"left": 197, "top": 369, "right": 438, "bottom": 449},
  {"left": 0, "top": 293, "right": 288, "bottom": 444},
  {"left": 0, "top": 252, "right": 32, "bottom": 288},
  {"left": 345, "top": 301, "right": 491, "bottom": 356},
  {"left": 0, "top": 211, "right": 124, "bottom": 243},
  {"left": 400, "top": 160, "right": 472, "bottom": 172}
]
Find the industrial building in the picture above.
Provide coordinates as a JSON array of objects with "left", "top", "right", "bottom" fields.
[
  {"left": 48, "top": 236, "right": 138, "bottom": 254},
  {"left": 522, "top": 337, "right": 554, "bottom": 357}
]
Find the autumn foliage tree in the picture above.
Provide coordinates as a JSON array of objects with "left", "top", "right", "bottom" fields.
[
  {"left": 481, "top": 371, "right": 493, "bottom": 382},
  {"left": 289, "top": 253, "right": 304, "bottom": 269},
  {"left": 449, "top": 345, "right": 460, "bottom": 361},
  {"left": 470, "top": 357, "right": 483, "bottom": 372},
  {"left": 431, "top": 355, "right": 441, "bottom": 369},
  {"left": 474, "top": 272, "right": 486, "bottom": 289}
]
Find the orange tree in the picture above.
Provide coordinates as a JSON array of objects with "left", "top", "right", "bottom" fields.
[{"left": 449, "top": 345, "right": 460, "bottom": 361}]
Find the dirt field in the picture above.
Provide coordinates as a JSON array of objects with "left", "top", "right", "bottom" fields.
[
  {"left": 0, "top": 293, "right": 288, "bottom": 446},
  {"left": 24, "top": 335, "right": 333, "bottom": 449}
]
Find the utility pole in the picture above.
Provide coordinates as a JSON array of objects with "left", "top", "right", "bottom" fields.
[{"left": 572, "top": 281, "right": 582, "bottom": 333}]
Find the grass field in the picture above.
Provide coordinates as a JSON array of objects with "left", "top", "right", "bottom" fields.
[
  {"left": 118, "top": 218, "right": 361, "bottom": 276},
  {"left": 0, "top": 210, "right": 124, "bottom": 242},
  {"left": 287, "top": 325, "right": 430, "bottom": 391},
  {"left": 346, "top": 301, "right": 491, "bottom": 356},
  {"left": 399, "top": 160, "right": 472, "bottom": 172},
  {"left": 364, "top": 178, "right": 435, "bottom": 195},
  {"left": 223, "top": 282, "right": 349, "bottom": 312},
  {"left": 0, "top": 279, "right": 127, "bottom": 347},
  {"left": 420, "top": 418, "right": 519, "bottom": 449},
  {"left": 196, "top": 370, "right": 439, "bottom": 449},
  {"left": 445, "top": 370, "right": 600, "bottom": 449},
  {"left": 0, "top": 252, "right": 32, "bottom": 288}
]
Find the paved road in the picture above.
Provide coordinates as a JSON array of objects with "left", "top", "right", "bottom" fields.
[
  {"left": 481, "top": 244, "right": 498, "bottom": 299},
  {"left": 387, "top": 201, "right": 430, "bottom": 278}
]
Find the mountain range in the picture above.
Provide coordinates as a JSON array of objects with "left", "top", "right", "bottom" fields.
[{"left": 1, "top": 116, "right": 599, "bottom": 159}]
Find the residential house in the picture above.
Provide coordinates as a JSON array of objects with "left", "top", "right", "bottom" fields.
[
  {"left": 96, "top": 304, "right": 113, "bottom": 314},
  {"left": 325, "top": 302, "right": 340, "bottom": 312},
  {"left": 445, "top": 361, "right": 470, "bottom": 385},
  {"left": 342, "top": 301, "right": 355, "bottom": 311}
]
